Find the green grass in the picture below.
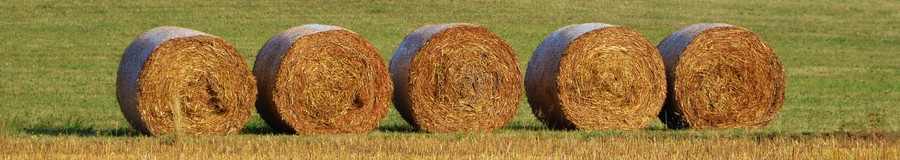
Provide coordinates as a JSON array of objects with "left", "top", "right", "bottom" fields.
[{"left": 1, "top": 0, "right": 898, "bottom": 139}]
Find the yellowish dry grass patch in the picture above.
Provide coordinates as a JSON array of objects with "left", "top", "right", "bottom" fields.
[{"left": 2, "top": 132, "right": 896, "bottom": 159}]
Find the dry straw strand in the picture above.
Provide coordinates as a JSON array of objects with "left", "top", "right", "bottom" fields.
[
  {"left": 525, "top": 23, "right": 667, "bottom": 130},
  {"left": 254, "top": 24, "right": 392, "bottom": 134},
  {"left": 390, "top": 23, "right": 523, "bottom": 133},
  {"left": 657, "top": 23, "right": 786, "bottom": 130},
  {"left": 116, "top": 26, "right": 256, "bottom": 136}
]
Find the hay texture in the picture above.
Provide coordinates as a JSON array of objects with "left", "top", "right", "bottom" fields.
[
  {"left": 117, "top": 27, "right": 256, "bottom": 136},
  {"left": 657, "top": 23, "right": 785, "bottom": 130},
  {"left": 525, "top": 23, "right": 666, "bottom": 130},
  {"left": 390, "top": 23, "right": 522, "bottom": 133},
  {"left": 254, "top": 24, "right": 392, "bottom": 134}
]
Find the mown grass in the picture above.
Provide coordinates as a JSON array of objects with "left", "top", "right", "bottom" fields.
[
  {"left": 2, "top": 131, "right": 897, "bottom": 159},
  {"left": 1, "top": 0, "right": 899, "bottom": 158}
]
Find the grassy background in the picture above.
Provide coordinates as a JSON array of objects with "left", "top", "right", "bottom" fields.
[{"left": 1, "top": 0, "right": 898, "bottom": 140}]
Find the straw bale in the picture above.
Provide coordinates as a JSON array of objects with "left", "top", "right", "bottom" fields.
[
  {"left": 117, "top": 26, "right": 256, "bottom": 136},
  {"left": 657, "top": 23, "right": 786, "bottom": 129},
  {"left": 390, "top": 23, "right": 522, "bottom": 133},
  {"left": 526, "top": 23, "right": 666, "bottom": 130},
  {"left": 254, "top": 24, "right": 392, "bottom": 134}
]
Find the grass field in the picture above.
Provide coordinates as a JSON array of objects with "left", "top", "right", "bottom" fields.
[{"left": 2, "top": 0, "right": 899, "bottom": 158}]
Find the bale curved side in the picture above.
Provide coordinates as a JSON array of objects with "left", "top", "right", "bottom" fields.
[
  {"left": 657, "top": 23, "right": 786, "bottom": 130},
  {"left": 254, "top": 24, "right": 392, "bottom": 134},
  {"left": 116, "top": 26, "right": 256, "bottom": 136},
  {"left": 390, "top": 23, "right": 522, "bottom": 133},
  {"left": 525, "top": 23, "right": 666, "bottom": 130}
]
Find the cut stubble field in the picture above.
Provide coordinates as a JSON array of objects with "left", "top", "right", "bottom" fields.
[
  {"left": 3, "top": 132, "right": 898, "bottom": 159},
  {"left": 1, "top": 0, "right": 899, "bottom": 158}
]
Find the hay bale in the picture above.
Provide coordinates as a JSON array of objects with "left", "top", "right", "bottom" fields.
[
  {"left": 116, "top": 27, "right": 256, "bottom": 136},
  {"left": 657, "top": 23, "right": 786, "bottom": 130},
  {"left": 390, "top": 23, "right": 522, "bottom": 133},
  {"left": 254, "top": 24, "right": 392, "bottom": 134},
  {"left": 525, "top": 23, "right": 667, "bottom": 130}
]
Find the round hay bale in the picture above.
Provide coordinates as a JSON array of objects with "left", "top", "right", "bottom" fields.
[
  {"left": 390, "top": 23, "right": 522, "bottom": 133},
  {"left": 657, "top": 23, "right": 786, "bottom": 130},
  {"left": 525, "top": 23, "right": 667, "bottom": 130},
  {"left": 254, "top": 24, "right": 392, "bottom": 134},
  {"left": 116, "top": 26, "right": 256, "bottom": 136}
]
